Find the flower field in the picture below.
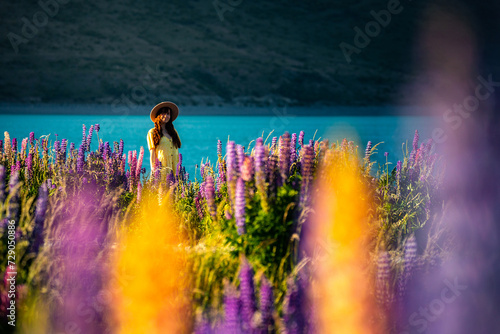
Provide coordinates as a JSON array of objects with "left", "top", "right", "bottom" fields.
[{"left": 0, "top": 125, "right": 448, "bottom": 333}]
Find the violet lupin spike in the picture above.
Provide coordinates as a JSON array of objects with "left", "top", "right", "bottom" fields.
[
  {"left": 81, "top": 124, "right": 87, "bottom": 149},
  {"left": 235, "top": 177, "right": 246, "bottom": 235},
  {"left": 0, "top": 140, "right": 3, "bottom": 160},
  {"left": 21, "top": 138, "right": 28, "bottom": 160},
  {"left": 217, "top": 139, "right": 222, "bottom": 158},
  {"left": 60, "top": 139, "right": 67, "bottom": 163},
  {"left": 86, "top": 125, "right": 94, "bottom": 151},
  {"left": 136, "top": 182, "right": 142, "bottom": 203},
  {"left": 239, "top": 257, "right": 256, "bottom": 333},
  {"left": 299, "top": 145, "right": 315, "bottom": 207},
  {"left": 397, "top": 234, "right": 418, "bottom": 301},
  {"left": 223, "top": 282, "right": 241, "bottom": 334},
  {"left": 290, "top": 133, "right": 297, "bottom": 166},
  {"left": 31, "top": 182, "right": 48, "bottom": 254},
  {"left": 54, "top": 140, "right": 61, "bottom": 164},
  {"left": 365, "top": 141, "right": 372, "bottom": 164},
  {"left": 77, "top": 145, "right": 85, "bottom": 173},
  {"left": 226, "top": 141, "right": 237, "bottom": 182},
  {"left": 29, "top": 131, "right": 35, "bottom": 146},
  {"left": 254, "top": 140, "right": 269, "bottom": 212},
  {"left": 236, "top": 145, "right": 245, "bottom": 176},
  {"left": 26, "top": 151, "right": 33, "bottom": 181},
  {"left": 376, "top": 251, "right": 393, "bottom": 307},
  {"left": 271, "top": 137, "right": 277, "bottom": 153},
  {"left": 298, "top": 131, "right": 304, "bottom": 147},
  {"left": 259, "top": 275, "right": 275, "bottom": 332},
  {"left": 136, "top": 147, "right": 144, "bottom": 180},
  {"left": 279, "top": 132, "right": 291, "bottom": 183},
  {"left": 119, "top": 139, "right": 124, "bottom": 156},
  {"left": 283, "top": 277, "right": 306, "bottom": 334},
  {"left": 205, "top": 174, "right": 217, "bottom": 220}
]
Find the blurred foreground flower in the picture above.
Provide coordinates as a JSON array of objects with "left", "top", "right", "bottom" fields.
[{"left": 111, "top": 190, "right": 192, "bottom": 334}]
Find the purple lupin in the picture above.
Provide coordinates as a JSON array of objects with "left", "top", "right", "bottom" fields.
[
  {"left": 254, "top": 139, "right": 269, "bottom": 212},
  {"left": 29, "top": 131, "right": 35, "bottom": 146},
  {"left": 205, "top": 174, "right": 216, "bottom": 220},
  {"left": 119, "top": 139, "right": 124, "bottom": 156},
  {"left": 60, "top": 139, "right": 68, "bottom": 163},
  {"left": 223, "top": 282, "right": 241, "bottom": 334},
  {"left": 77, "top": 145, "right": 85, "bottom": 173},
  {"left": 376, "top": 251, "right": 393, "bottom": 307},
  {"left": 259, "top": 275, "right": 275, "bottom": 332},
  {"left": 26, "top": 151, "right": 33, "bottom": 180},
  {"left": 235, "top": 177, "right": 246, "bottom": 235},
  {"left": 278, "top": 132, "right": 291, "bottom": 183},
  {"left": 397, "top": 234, "right": 418, "bottom": 301},
  {"left": 136, "top": 147, "right": 144, "bottom": 180},
  {"left": 283, "top": 277, "right": 306, "bottom": 334},
  {"left": 81, "top": 124, "right": 87, "bottom": 149},
  {"left": 240, "top": 258, "right": 256, "bottom": 333},
  {"left": 299, "top": 145, "right": 315, "bottom": 206},
  {"left": 237, "top": 145, "right": 245, "bottom": 176},
  {"left": 86, "top": 125, "right": 94, "bottom": 151},
  {"left": 226, "top": 141, "right": 237, "bottom": 182},
  {"left": 298, "top": 131, "right": 304, "bottom": 147},
  {"left": 290, "top": 133, "right": 297, "bottom": 166},
  {"left": 271, "top": 137, "right": 277, "bottom": 153},
  {"left": 217, "top": 139, "right": 222, "bottom": 158},
  {"left": 31, "top": 182, "right": 48, "bottom": 254}
]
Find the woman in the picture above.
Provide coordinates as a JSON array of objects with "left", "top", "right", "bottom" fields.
[{"left": 147, "top": 101, "right": 182, "bottom": 180}]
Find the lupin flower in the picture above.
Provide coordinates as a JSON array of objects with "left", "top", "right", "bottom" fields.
[
  {"left": 299, "top": 145, "right": 315, "bottom": 206},
  {"left": 4, "top": 132, "right": 11, "bottom": 159},
  {"left": 0, "top": 140, "right": 3, "bottom": 158},
  {"left": 205, "top": 175, "right": 216, "bottom": 219},
  {"left": 235, "top": 177, "right": 246, "bottom": 235},
  {"left": 278, "top": 132, "right": 291, "bottom": 182},
  {"left": 136, "top": 147, "right": 144, "bottom": 179},
  {"left": 54, "top": 140, "right": 60, "bottom": 163},
  {"left": 412, "top": 130, "right": 419, "bottom": 152},
  {"left": 94, "top": 123, "right": 100, "bottom": 133},
  {"left": 240, "top": 156, "right": 253, "bottom": 182},
  {"left": 12, "top": 138, "right": 17, "bottom": 158},
  {"left": 121, "top": 154, "right": 126, "bottom": 175},
  {"left": 298, "top": 131, "right": 304, "bottom": 147},
  {"left": 239, "top": 258, "right": 256, "bottom": 332},
  {"left": 271, "top": 136, "right": 277, "bottom": 152},
  {"left": 223, "top": 282, "right": 241, "bottom": 333},
  {"left": 397, "top": 234, "right": 418, "bottom": 301},
  {"left": 226, "top": 141, "right": 237, "bottom": 182},
  {"left": 194, "top": 194, "right": 204, "bottom": 221},
  {"left": 104, "top": 142, "right": 111, "bottom": 161},
  {"left": 376, "top": 251, "right": 392, "bottom": 306},
  {"left": 81, "top": 124, "right": 87, "bottom": 148},
  {"left": 283, "top": 277, "right": 307, "bottom": 334},
  {"left": 194, "top": 316, "right": 212, "bottom": 334},
  {"left": 29, "top": 131, "right": 35, "bottom": 146},
  {"left": 119, "top": 139, "right": 124, "bottom": 156},
  {"left": 60, "top": 139, "right": 68, "bottom": 162},
  {"left": 267, "top": 154, "right": 278, "bottom": 195},
  {"left": 26, "top": 152, "right": 33, "bottom": 180},
  {"left": 31, "top": 182, "right": 48, "bottom": 253},
  {"left": 384, "top": 152, "right": 389, "bottom": 159},
  {"left": 21, "top": 138, "right": 28, "bottom": 159},
  {"left": 259, "top": 275, "right": 275, "bottom": 331},
  {"left": 217, "top": 139, "right": 222, "bottom": 157},
  {"left": 176, "top": 153, "right": 183, "bottom": 180},
  {"left": 137, "top": 182, "right": 142, "bottom": 203},
  {"left": 290, "top": 133, "right": 297, "bottom": 165},
  {"left": 86, "top": 125, "right": 94, "bottom": 151},
  {"left": 77, "top": 144, "right": 85, "bottom": 173},
  {"left": 236, "top": 145, "right": 245, "bottom": 175}
]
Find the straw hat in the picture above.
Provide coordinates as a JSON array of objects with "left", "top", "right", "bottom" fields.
[{"left": 150, "top": 101, "right": 179, "bottom": 123}]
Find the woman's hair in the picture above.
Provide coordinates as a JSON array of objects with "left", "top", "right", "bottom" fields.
[{"left": 152, "top": 107, "right": 182, "bottom": 149}]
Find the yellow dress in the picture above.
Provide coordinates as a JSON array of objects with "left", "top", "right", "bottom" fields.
[{"left": 147, "top": 128, "right": 179, "bottom": 177}]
